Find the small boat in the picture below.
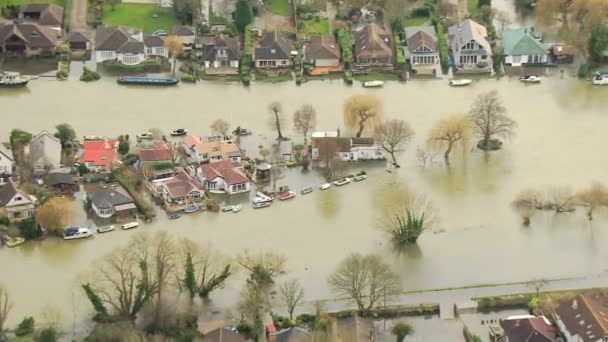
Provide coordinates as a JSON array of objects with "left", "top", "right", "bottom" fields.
[
  {"left": 232, "top": 204, "right": 242, "bottom": 213},
  {"left": 285, "top": 160, "right": 297, "bottom": 167},
  {"left": 5, "top": 237, "right": 25, "bottom": 248},
  {"left": 168, "top": 213, "right": 181, "bottom": 220},
  {"left": 520, "top": 74, "right": 541, "bottom": 83},
  {"left": 354, "top": 174, "right": 367, "bottom": 182},
  {"left": 0, "top": 71, "right": 29, "bottom": 88},
  {"left": 234, "top": 128, "right": 252, "bottom": 136},
  {"left": 363, "top": 80, "right": 384, "bottom": 88},
  {"left": 592, "top": 72, "right": 608, "bottom": 85},
  {"left": 121, "top": 222, "right": 139, "bottom": 230},
  {"left": 183, "top": 205, "right": 199, "bottom": 214},
  {"left": 136, "top": 132, "right": 153, "bottom": 140},
  {"left": 319, "top": 183, "right": 331, "bottom": 190},
  {"left": 170, "top": 128, "right": 188, "bottom": 136},
  {"left": 221, "top": 206, "right": 234, "bottom": 212},
  {"left": 117, "top": 76, "right": 179, "bottom": 86},
  {"left": 96, "top": 225, "right": 115, "bottom": 233},
  {"left": 278, "top": 190, "right": 296, "bottom": 201},
  {"left": 333, "top": 178, "right": 352, "bottom": 186},
  {"left": 449, "top": 79, "right": 472, "bottom": 87},
  {"left": 252, "top": 201, "right": 271, "bottom": 209},
  {"left": 83, "top": 135, "right": 102, "bottom": 141},
  {"left": 63, "top": 227, "right": 93, "bottom": 240},
  {"left": 252, "top": 195, "right": 272, "bottom": 208},
  {"left": 301, "top": 187, "right": 313, "bottom": 194}
]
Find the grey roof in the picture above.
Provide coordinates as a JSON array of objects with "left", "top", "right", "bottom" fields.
[
  {"left": 143, "top": 35, "right": 164, "bottom": 47},
  {"left": 0, "top": 144, "right": 12, "bottom": 161},
  {"left": 20, "top": 3, "right": 64, "bottom": 26},
  {"left": 254, "top": 30, "right": 292, "bottom": 60},
  {"left": 447, "top": 19, "right": 492, "bottom": 55},
  {"left": 66, "top": 31, "right": 89, "bottom": 43},
  {"left": 0, "top": 23, "right": 58, "bottom": 48},
  {"left": 354, "top": 23, "right": 392, "bottom": 59},
  {"left": 201, "top": 34, "right": 241, "bottom": 62},
  {"left": 95, "top": 26, "right": 143, "bottom": 53},
  {"left": 204, "top": 328, "right": 249, "bottom": 342},
  {"left": 90, "top": 187, "right": 133, "bottom": 209},
  {"left": 47, "top": 172, "right": 75, "bottom": 186},
  {"left": 305, "top": 35, "right": 340, "bottom": 60},
  {"left": 117, "top": 40, "right": 144, "bottom": 53},
  {"left": 274, "top": 327, "right": 313, "bottom": 342},
  {"left": 0, "top": 181, "right": 30, "bottom": 207},
  {"left": 172, "top": 25, "right": 195, "bottom": 36}
]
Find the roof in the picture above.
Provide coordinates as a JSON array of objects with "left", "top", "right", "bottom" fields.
[
  {"left": 160, "top": 171, "right": 203, "bottom": 198},
  {"left": 273, "top": 327, "right": 313, "bottom": 342},
  {"left": 95, "top": 26, "right": 143, "bottom": 53},
  {"left": 503, "top": 27, "right": 547, "bottom": 56},
  {"left": 447, "top": 19, "right": 492, "bottom": 55},
  {"left": 0, "top": 144, "right": 13, "bottom": 161},
  {"left": 0, "top": 181, "right": 32, "bottom": 207},
  {"left": 172, "top": 25, "right": 195, "bottom": 36},
  {"left": 311, "top": 136, "right": 352, "bottom": 153},
  {"left": 143, "top": 35, "right": 165, "bottom": 47},
  {"left": 354, "top": 23, "right": 392, "bottom": 59},
  {"left": 81, "top": 139, "right": 117, "bottom": 168},
  {"left": 556, "top": 291, "right": 608, "bottom": 342},
  {"left": 20, "top": 3, "right": 64, "bottom": 26},
  {"left": 335, "top": 316, "right": 374, "bottom": 342},
  {"left": 66, "top": 31, "right": 89, "bottom": 43},
  {"left": 201, "top": 160, "right": 248, "bottom": 186},
  {"left": 204, "top": 328, "right": 248, "bottom": 342},
  {"left": 139, "top": 143, "right": 172, "bottom": 162},
  {"left": 499, "top": 316, "right": 557, "bottom": 342},
  {"left": 90, "top": 187, "right": 133, "bottom": 209},
  {"left": 183, "top": 135, "right": 240, "bottom": 161},
  {"left": 0, "top": 23, "right": 58, "bottom": 48},
  {"left": 201, "top": 34, "right": 241, "bottom": 62},
  {"left": 305, "top": 35, "right": 340, "bottom": 60},
  {"left": 351, "top": 137, "right": 374, "bottom": 146},
  {"left": 408, "top": 30, "right": 437, "bottom": 53},
  {"left": 255, "top": 30, "right": 292, "bottom": 60},
  {"left": 47, "top": 172, "right": 75, "bottom": 186},
  {"left": 116, "top": 40, "right": 144, "bottom": 53}
]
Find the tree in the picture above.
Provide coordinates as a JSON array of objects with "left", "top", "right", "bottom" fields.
[
  {"left": 576, "top": 182, "right": 608, "bottom": 220},
  {"left": 512, "top": 189, "right": 540, "bottom": 226},
  {"left": 374, "top": 119, "right": 414, "bottom": 168},
  {"left": 234, "top": 0, "right": 253, "bottom": 32},
  {"left": 54, "top": 123, "right": 76, "bottom": 149},
  {"left": 177, "top": 239, "right": 232, "bottom": 299},
  {"left": 35, "top": 328, "right": 58, "bottom": 342},
  {"left": 343, "top": 95, "right": 383, "bottom": 138},
  {"left": 269, "top": 102, "right": 286, "bottom": 140},
  {"left": 589, "top": 25, "right": 608, "bottom": 64},
  {"left": 316, "top": 139, "right": 346, "bottom": 179},
  {"left": 10, "top": 129, "right": 33, "bottom": 179},
  {"left": 145, "top": 232, "right": 176, "bottom": 331},
  {"left": 0, "top": 286, "right": 12, "bottom": 339},
  {"left": 165, "top": 36, "right": 184, "bottom": 76},
  {"left": 18, "top": 218, "right": 42, "bottom": 239},
  {"left": 173, "top": 0, "right": 195, "bottom": 24},
  {"left": 426, "top": 115, "right": 473, "bottom": 165},
  {"left": 392, "top": 322, "right": 413, "bottom": 342},
  {"left": 328, "top": 254, "right": 401, "bottom": 315},
  {"left": 35, "top": 197, "right": 75, "bottom": 235},
  {"left": 210, "top": 119, "right": 231, "bottom": 140},
  {"left": 469, "top": 91, "right": 516, "bottom": 151},
  {"left": 107, "top": 0, "right": 119, "bottom": 10},
  {"left": 279, "top": 279, "right": 304, "bottom": 320},
  {"left": 118, "top": 141, "right": 129, "bottom": 155},
  {"left": 293, "top": 104, "right": 317, "bottom": 146}
]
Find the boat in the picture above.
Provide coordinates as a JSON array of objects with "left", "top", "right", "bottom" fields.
[
  {"left": 333, "top": 177, "right": 352, "bottom": 186},
  {"left": 319, "top": 183, "right": 331, "bottom": 190},
  {"left": 117, "top": 76, "right": 179, "bottom": 86},
  {"left": 285, "top": 160, "right": 297, "bottom": 167},
  {"left": 278, "top": 190, "right": 296, "bottom": 201},
  {"left": 301, "top": 187, "right": 313, "bottom": 194},
  {"left": 520, "top": 74, "right": 541, "bottom": 83},
  {"left": 232, "top": 204, "right": 242, "bottom": 213},
  {"left": 221, "top": 206, "right": 234, "bottom": 212},
  {"left": 121, "top": 221, "right": 139, "bottom": 230},
  {"left": 83, "top": 135, "right": 102, "bottom": 141},
  {"left": 591, "top": 72, "right": 608, "bottom": 85},
  {"left": 0, "top": 71, "right": 29, "bottom": 88},
  {"left": 354, "top": 174, "right": 367, "bottom": 182},
  {"left": 183, "top": 205, "right": 199, "bottom": 214},
  {"left": 362, "top": 80, "right": 384, "bottom": 88},
  {"left": 63, "top": 227, "right": 93, "bottom": 240},
  {"left": 168, "top": 213, "right": 181, "bottom": 220},
  {"left": 136, "top": 132, "right": 153, "bottom": 140},
  {"left": 96, "top": 225, "right": 115, "bottom": 233},
  {"left": 5, "top": 237, "right": 25, "bottom": 248},
  {"left": 252, "top": 196, "right": 272, "bottom": 208},
  {"left": 170, "top": 128, "right": 188, "bottom": 136},
  {"left": 252, "top": 201, "right": 271, "bottom": 209},
  {"left": 449, "top": 79, "right": 472, "bottom": 87}
]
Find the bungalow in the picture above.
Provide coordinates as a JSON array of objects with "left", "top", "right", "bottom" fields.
[
  {"left": 172, "top": 26, "right": 196, "bottom": 49},
  {"left": 447, "top": 19, "right": 493, "bottom": 74},
  {"left": 143, "top": 35, "right": 168, "bottom": 58},
  {"left": 201, "top": 34, "right": 240, "bottom": 72},
  {"left": 489, "top": 315, "right": 558, "bottom": 342},
  {"left": 311, "top": 132, "right": 385, "bottom": 162},
  {"left": 0, "top": 144, "right": 13, "bottom": 187},
  {"left": 0, "top": 23, "right": 58, "bottom": 57},
  {"left": 46, "top": 172, "right": 77, "bottom": 195},
  {"left": 182, "top": 135, "right": 241, "bottom": 164},
  {"left": 254, "top": 30, "right": 293, "bottom": 69},
  {"left": 80, "top": 138, "right": 118, "bottom": 173},
  {"left": 66, "top": 31, "right": 90, "bottom": 50},
  {"left": 138, "top": 142, "right": 173, "bottom": 166},
  {"left": 94, "top": 26, "right": 145, "bottom": 65},
  {"left": 153, "top": 170, "right": 204, "bottom": 205},
  {"left": 19, "top": 4, "right": 64, "bottom": 31},
  {"left": 199, "top": 160, "right": 250, "bottom": 195},
  {"left": 89, "top": 187, "right": 136, "bottom": 219},
  {"left": 503, "top": 27, "right": 549, "bottom": 66},
  {"left": 554, "top": 291, "right": 608, "bottom": 342},
  {"left": 403, "top": 26, "right": 440, "bottom": 75},
  {"left": 353, "top": 23, "right": 393, "bottom": 68},
  {"left": 0, "top": 180, "right": 36, "bottom": 222},
  {"left": 27, "top": 130, "right": 62, "bottom": 175},
  {"left": 304, "top": 35, "right": 341, "bottom": 75}
]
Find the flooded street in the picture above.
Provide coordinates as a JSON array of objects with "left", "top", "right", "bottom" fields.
[{"left": 1, "top": 73, "right": 608, "bottom": 328}]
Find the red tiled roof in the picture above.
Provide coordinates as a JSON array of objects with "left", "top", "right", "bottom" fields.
[
  {"left": 81, "top": 139, "right": 117, "bottom": 169},
  {"left": 139, "top": 143, "right": 172, "bottom": 162},
  {"left": 201, "top": 160, "right": 248, "bottom": 185},
  {"left": 161, "top": 171, "right": 202, "bottom": 198}
]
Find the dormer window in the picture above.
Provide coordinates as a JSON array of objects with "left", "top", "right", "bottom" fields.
[{"left": 271, "top": 49, "right": 276, "bottom": 54}]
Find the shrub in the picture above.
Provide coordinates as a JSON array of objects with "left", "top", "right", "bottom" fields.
[
  {"left": 336, "top": 28, "right": 353, "bottom": 70},
  {"left": 578, "top": 64, "right": 589, "bottom": 78},
  {"left": 392, "top": 322, "right": 413, "bottom": 342},
  {"left": 19, "top": 218, "right": 42, "bottom": 240},
  {"left": 152, "top": 161, "right": 173, "bottom": 170},
  {"left": 181, "top": 73, "right": 196, "bottom": 82},
  {"left": 205, "top": 198, "right": 220, "bottom": 212},
  {"left": 0, "top": 215, "right": 9, "bottom": 226},
  {"left": 118, "top": 141, "right": 129, "bottom": 155},
  {"left": 394, "top": 34, "right": 406, "bottom": 69},
  {"left": 80, "top": 67, "right": 101, "bottom": 82},
  {"left": 56, "top": 62, "right": 69, "bottom": 80},
  {"left": 78, "top": 163, "right": 90, "bottom": 175},
  {"left": 434, "top": 20, "right": 449, "bottom": 72},
  {"left": 35, "top": 327, "right": 58, "bottom": 342},
  {"left": 528, "top": 297, "right": 539, "bottom": 314},
  {"left": 411, "top": 6, "right": 431, "bottom": 17},
  {"left": 15, "top": 317, "right": 35, "bottom": 336},
  {"left": 123, "top": 153, "right": 139, "bottom": 166}
]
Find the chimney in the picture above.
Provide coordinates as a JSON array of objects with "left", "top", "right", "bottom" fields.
[
  {"left": 572, "top": 299, "right": 578, "bottom": 310},
  {"left": 337, "top": 128, "right": 341, "bottom": 137}
]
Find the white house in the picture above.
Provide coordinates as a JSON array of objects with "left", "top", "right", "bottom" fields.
[
  {"left": 447, "top": 19, "right": 493, "bottom": 74},
  {"left": 27, "top": 130, "right": 62, "bottom": 174},
  {"left": 198, "top": 160, "right": 250, "bottom": 195},
  {"left": 143, "top": 35, "right": 168, "bottom": 58},
  {"left": 403, "top": 26, "right": 440, "bottom": 75},
  {"left": 182, "top": 135, "right": 241, "bottom": 164},
  {"left": 201, "top": 34, "right": 240, "bottom": 71},
  {"left": 311, "top": 132, "right": 385, "bottom": 162},
  {"left": 503, "top": 27, "right": 549, "bottom": 66},
  {"left": 555, "top": 292, "right": 608, "bottom": 342},
  {"left": 0, "top": 144, "right": 13, "bottom": 186},
  {"left": 0, "top": 181, "right": 36, "bottom": 222},
  {"left": 94, "top": 26, "right": 145, "bottom": 65}
]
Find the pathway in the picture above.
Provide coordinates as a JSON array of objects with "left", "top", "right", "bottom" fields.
[
  {"left": 69, "top": 0, "right": 88, "bottom": 33},
  {"left": 325, "top": 1, "right": 336, "bottom": 31}
]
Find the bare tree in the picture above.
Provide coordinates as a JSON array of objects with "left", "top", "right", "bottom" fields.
[
  {"left": 469, "top": 91, "right": 516, "bottom": 151},
  {"left": 35, "top": 197, "right": 76, "bottom": 235},
  {"left": 210, "top": 119, "right": 231, "bottom": 140},
  {"left": 146, "top": 232, "right": 177, "bottom": 330},
  {"left": 374, "top": 119, "right": 414, "bottom": 168},
  {"left": 269, "top": 102, "right": 286, "bottom": 140},
  {"left": 316, "top": 138, "right": 346, "bottom": 179},
  {"left": 165, "top": 141, "right": 180, "bottom": 167},
  {"left": 378, "top": 189, "right": 436, "bottom": 247},
  {"left": 512, "top": 189, "right": 540, "bottom": 226},
  {"left": 270, "top": 146, "right": 285, "bottom": 192},
  {"left": 293, "top": 104, "right": 317, "bottom": 146},
  {"left": 548, "top": 186, "right": 576, "bottom": 213},
  {"left": 426, "top": 115, "right": 473, "bottom": 165},
  {"left": 279, "top": 279, "right": 304, "bottom": 320},
  {"left": 576, "top": 182, "right": 608, "bottom": 220},
  {"left": 328, "top": 253, "right": 401, "bottom": 315},
  {"left": 165, "top": 36, "right": 184, "bottom": 76},
  {"left": 344, "top": 95, "right": 383, "bottom": 138},
  {"left": 0, "top": 285, "right": 12, "bottom": 338}
]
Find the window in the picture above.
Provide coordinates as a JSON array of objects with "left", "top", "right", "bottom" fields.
[{"left": 202, "top": 153, "right": 209, "bottom": 159}]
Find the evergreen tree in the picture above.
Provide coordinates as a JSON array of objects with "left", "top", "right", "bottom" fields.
[{"left": 234, "top": 0, "right": 253, "bottom": 32}]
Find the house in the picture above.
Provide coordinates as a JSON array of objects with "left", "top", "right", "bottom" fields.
[
  {"left": 0, "top": 181, "right": 36, "bottom": 222},
  {"left": 353, "top": 23, "right": 393, "bottom": 68},
  {"left": 254, "top": 30, "right": 293, "bottom": 69},
  {"left": 199, "top": 160, "right": 250, "bottom": 195},
  {"left": 0, "top": 144, "right": 13, "bottom": 187},
  {"left": 201, "top": 34, "right": 240, "bottom": 72},
  {"left": 489, "top": 315, "right": 558, "bottom": 342},
  {"left": 89, "top": 187, "right": 136, "bottom": 219},
  {"left": 46, "top": 172, "right": 77, "bottom": 195},
  {"left": 66, "top": 31, "right": 90, "bottom": 50},
  {"left": 19, "top": 4, "right": 64, "bottom": 31},
  {"left": 204, "top": 327, "right": 250, "bottom": 342},
  {"left": 503, "top": 27, "right": 549, "bottom": 66},
  {"left": 182, "top": 135, "right": 241, "bottom": 164},
  {"left": 555, "top": 291, "right": 608, "bottom": 342},
  {"left": 333, "top": 316, "right": 374, "bottom": 342},
  {"left": 311, "top": 132, "right": 385, "bottom": 162},
  {"left": 0, "top": 23, "right": 58, "bottom": 57},
  {"left": 271, "top": 327, "right": 313, "bottom": 342},
  {"left": 143, "top": 35, "right": 168, "bottom": 58},
  {"left": 447, "top": 19, "right": 493, "bottom": 74},
  {"left": 138, "top": 142, "right": 173, "bottom": 165},
  {"left": 94, "top": 26, "right": 145, "bottom": 65},
  {"left": 550, "top": 44, "right": 575, "bottom": 64},
  {"left": 403, "top": 26, "right": 440, "bottom": 75},
  {"left": 172, "top": 26, "right": 196, "bottom": 49},
  {"left": 27, "top": 130, "right": 62, "bottom": 175},
  {"left": 152, "top": 170, "right": 204, "bottom": 205},
  {"left": 80, "top": 139, "right": 118, "bottom": 173},
  {"left": 304, "top": 35, "right": 341, "bottom": 75}
]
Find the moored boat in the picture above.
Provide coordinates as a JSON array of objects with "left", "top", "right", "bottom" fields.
[
  {"left": 319, "top": 183, "right": 331, "bottom": 190},
  {"left": 252, "top": 201, "right": 271, "bottom": 209},
  {"left": 252, "top": 195, "right": 272, "bottom": 208},
  {"left": 171, "top": 128, "right": 188, "bottom": 136},
  {"left": 183, "top": 205, "right": 199, "bottom": 214},
  {"left": 301, "top": 187, "right": 313, "bottom": 194},
  {"left": 136, "top": 132, "right": 153, "bottom": 140},
  {"left": 520, "top": 74, "right": 541, "bottom": 83},
  {"left": 168, "top": 213, "right": 181, "bottom": 220},
  {"left": 333, "top": 177, "right": 352, "bottom": 186},
  {"left": 63, "top": 227, "right": 93, "bottom": 240},
  {"left": 449, "top": 79, "right": 472, "bottom": 87},
  {"left": 363, "top": 80, "right": 384, "bottom": 88},
  {"left": 121, "top": 222, "right": 139, "bottom": 230},
  {"left": 354, "top": 174, "right": 367, "bottom": 182},
  {"left": 232, "top": 204, "right": 242, "bottom": 213},
  {"left": 6, "top": 237, "right": 25, "bottom": 248},
  {"left": 221, "top": 206, "right": 234, "bottom": 212},
  {"left": 117, "top": 76, "right": 179, "bottom": 86},
  {"left": 0, "top": 71, "right": 30, "bottom": 88},
  {"left": 592, "top": 72, "right": 608, "bottom": 85},
  {"left": 96, "top": 225, "right": 115, "bottom": 233},
  {"left": 278, "top": 190, "right": 296, "bottom": 201}
]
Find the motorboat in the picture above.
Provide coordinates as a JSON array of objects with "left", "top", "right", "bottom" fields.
[
  {"left": 117, "top": 76, "right": 179, "bottom": 86},
  {"left": 121, "top": 221, "right": 139, "bottom": 230},
  {"left": 0, "top": 71, "right": 29, "bottom": 88},
  {"left": 221, "top": 206, "right": 234, "bottom": 212},
  {"left": 301, "top": 187, "right": 313, "bottom": 194},
  {"left": 592, "top": 72, "right": 608, "bottom": 85},
  {"left": 319, "top": 183, "right": 331, "bottom": 190},
  {"left": 136, "top": 132, "right": 153, "bottom": 140},
  {"left": 520, "top": 74, "right": 541, "bottom": 83},
  {"left": 363, "top": 80, "right": 384, "bottom": 88},
  {"left": 449, "top": 79, "right": 472, "bottom": 87},
  {"left": 234, "top": 127, "right": 252, "bottom": 136},
  {"left": 96, "top": 225, "right": 115, "bottom": 233},
  {"left": 232, "top": 204, "right": 242, "bottom": 213},
  {"left": 252, "top": 201, "right": 271, "bottom": 209},
  {"left": 168, "top": 213, "right": 181, "bottom": 220},
  {"left": 285, "top": 160, "right": 297, "bottom": 167},
  {"left": 333, "top": 177, "right": 352, "bottom": 186},
  {"left": 252, "top": 195, "right": 272, "bottom": 208},
  {"left": 63, "top": 227, "right": 93, "bottom": 240},
  {"left": 83, "top": 135, "right": 102, "bottom": 141},
  {"left": 171, "top": 128, "right": 188, "bottom": 136},
  {"left": 278, "top": 190, "right": 296, "bottom": 201},
  {"left": 354, "top": 174, "right": 367, "bottom": 182},
  {"left": 183, "top": 205, "right": 199, "bottom": 214},
  {"left": 5, "top": 237, "right": 25, "bottom": 248}
]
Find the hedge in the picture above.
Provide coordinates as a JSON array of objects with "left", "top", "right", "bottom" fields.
[
  {"left": 434, "top": 20, "right": 449, "bottom": 72},
  {"left": 80, "top": 67, "right": 101, "bottom": 82},
  {"left": 101, "top": 60, "right": 162, "bottom": 73},
  {"left": 244, "top": 24, "right": 253, "bottom": 55},
  {"left": 394, "top": 34, "right": 406, "bottom": 69},
  {"left": 336, "top": 28, "right": 353, "bottom": 70}
]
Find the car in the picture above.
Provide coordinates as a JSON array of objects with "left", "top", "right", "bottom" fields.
[{"left": 152, "top": 30, "right": 167, "bottom": 36}]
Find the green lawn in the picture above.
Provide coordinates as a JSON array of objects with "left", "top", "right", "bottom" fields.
[
  {"left": 467, "top": 0, "right": 479, "bottom": 15},
  {"left": 264, "top": 0, "right": 289, "bottom": 16},
  {"left": 300, "top": 18, "right": 329, "bottom": 35},
  {"left": 103, "top": 3, "right": 177, "bottom": 34},
  {"left": 2, "top": 0, "right": 66, "bottom": 8},
  {"left": 402, "top": 16, "right": 428, "bottom": 27}
]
